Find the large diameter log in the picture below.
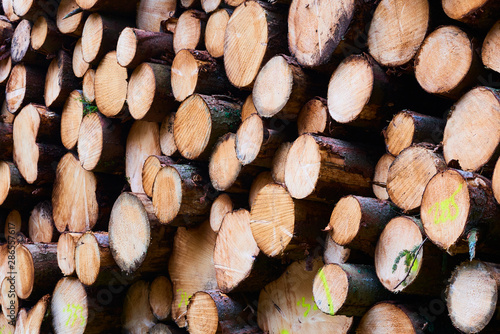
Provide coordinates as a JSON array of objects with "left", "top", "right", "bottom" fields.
[
  {"left": 137, "top": 0, "right": 176, "bottom": 32},
  {"left": 205, "top": 9, "right": 230, "bottom": 58},
  {"left": 72, "top": 38, "right": 89, "bottom": 78},
  {"left": 173, "top": 10, "right": 207, "bottom": 54},
  {"left": 6, "top": 64, "right": 45, "bottom": 114},
  {"left": 45, "top": 50, "right": 80, "bottom": 108},
  {"left": 94, "top": 51, "right": 128, "bottom": 118},
  {"left": 284, "top": 133, "right": 375, "bottom": 201},
  {"left": 30, "top": 16, "right": 62, "bottom": 56},
  {"left": 367, "top": 0, "right": 429, "bottom": 67},
  {"left": 224, "top": 1, "right": 287, "bottom": 88},
  {"left": 442, "top": 0, "right": 500, "bottom": 30},
  {"left": 258, "top": 258, "right": 353, "bottom": 333},
  {"left": 482, "top": 21, "right": 500, "bottom": 74},
  {"left": 357, "top": 302, "right": 428, "bottom": 334},
  {"left": 142, "top": 155, "right": 174, "bottom": 198},
  {"left": 373, "top": 153, "right": 395, "bottom": 201},
  {"left": 384, "top": 110, "right": 445, "bottom": 156},
  {"left": 116, "top": 27, "right": 174, "bottom": 69},
  {"left": 443, "top": 86, "right": 500, "bottom": 172},
  {"left": 421, "top": 169, "right": 500, "bottom": 253},
  {"left": 174, "top": 94, "right": 241, "bottom": 160},
  {"left": 60, "top": 90, "right": 84, "bottom": 150},
  {"left": 327, "top": 196, "right": 397, "bottom": 256},
  {"left": 387, "top": 145, "right": 446, "bottom": 212},
  {"left": 11, "top": 19, "right": 48, "bottom": 64},
  {"left": 160, "top": 112, "right": 177, "bottom": 156},
  {"left": 446, "top": 260, "right": 499, "bottom": 333},
  {"left": 56, "top": 0, "right": 87, "bottom": 36}
]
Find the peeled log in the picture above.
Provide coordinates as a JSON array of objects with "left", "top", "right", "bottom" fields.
[
  {"left": 482, "top": 21, "right": 500, "bottom": 74},
  {"left": 357, "top": 302, "right": 428, "bottom": 334},
  {"left": 6, "top": 64, "right": 45, "bottom": 114},
  {"left": 44, "top": 50, "right": 80, "bottom": 108}
]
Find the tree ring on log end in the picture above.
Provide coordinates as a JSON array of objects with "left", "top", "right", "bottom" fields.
[
  {"left": 235, "top": 113, "right": 264, "bottom": 165},
  {"left": 128, "top": 63, "right": 157, "bottom": 120},
  {"left": 312, "top": 264, "right": 348, "bottom": 315},
  {"left": 81, "top": 13, "right": 104, "bottom": 64},
  {"left": 385, "top": 111, "right": 415, "bottom": 156},
  {"left": 152, "top": 166, "right": 182, "bottom": 224},
  {"left": 357, "top": 303, "right": 416, "bottom": 333},
  {"left": 209, "top": 133, "right": 242, "bottom": 191},
  {"left": 6, "top": 64, "right": 27, "bottom": 114},
  {"left": 116, "top": 27, "right": 137, "bottom": 67},
  {"left": 329, "top": 196, "right": 363, "bottom": 246},
  {"left": 171, "top": 50, "right": 199, "bottom": 102},
  {"left": 186, "top": 292, "right": 218, "bottom": 334}
]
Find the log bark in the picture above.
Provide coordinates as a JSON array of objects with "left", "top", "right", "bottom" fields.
[
  {"left": 357, "top": 302, "right": 428, "bottom": 334},
  {"left": 372, "top": 153, "right": 395, "bottom": 201},
  {"left": 82, "top": 69, "right": 95, "bottom": 103},
  {"left": 6, "top": 64, "right": 45, "bottom": 114},
  {"left": 442, "top": 0, "right": 500, "bottom": 30},
  {"left": 56, "top": 0, "right": 87, "bottom": 36},
  {"left": 159, "top": 112, "right": 177, "bottom": 156},
  {"left": 30, "top": 15, "right": 62, "bottom": 56},
  {"left": 142, "top": 155, "right": 175, "bottom": 198},
  {"left": 44, "top": 50, "right": 80, "bottom": 108},
  {"left": 137, "top": 0, "right": 176, "bottom": 32},
  {"left": 205, "top": 9, "right": 230, "bottom": 58},
  {"left": 72, "top": 38, "right": 89, "bottom": 78},
  {"left": 482, "top": 20, "right": 500, "bottom": 74},
  {"left": 11, "top": 19, "right": 48, "bottom": 64},
  {"left": 28, "top": 201, "right": 55, "bottom": 243},
  {"left": 173, "top": 10, "right": 207, "bottom": 54}
]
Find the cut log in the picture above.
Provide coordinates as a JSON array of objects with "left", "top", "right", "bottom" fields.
[
  {"left": 28, "top": 201, "right": 54, "bottom": 243},
  {"left": 152, "top": 164, "right": 213, "bottom": 225},
  {"left": 57, "top": 232, "right": 77, "bottom": 276},
  {"left": 298, "top": 97, "right": 339, "bottom": 137},
  {"left": 11, "top": 19, "right": 47, "bottom": 64},
  {"left": 45, "top": 50, "right": 80, "bottom": 108},
  {"left": 493, "top": 157, "right": 500, "bottom": 204},
  {"left": 56, "top": 0, "right": 87, "bottom": 36},
  {"left": 6, "top": 64, "right": 45, "bottom": 114},
  {"left": 125, "top": 120, "right": 161, "bottom": 193},
  {"left": 248, "top": 171, "right": 273, "bottom": 207},
  {"left": 209, "top": 193, "right": 233, "bottom": 232},
  {"left": 12, "top": 0, "right": 60, "bottom": 20},
  {"left": 327, "top": 53, "right": 388, "bottom": 127},
  {"left": 205, "top": 9, "right": 230, "bottom": 58},
  {"left": 442, "top": 0, "right": 500, "bottom": 30},
  {"left": 384, "top": 110, "right": 445, "bottom": 156},
  {"left": 4, "top": 209, "right": 22, "bottom": 240},
  {"left": 169, "top": 220, "right": 218, "bottom": 327},
  {"left": 116, "top": 27, "right": 174, "bottom": 69},
  {"left": 127, "top": 62, "right": 177, "bottom": 122},
  {"left": 3, "top": 0, "right": 20, "bottom": 22},
  {"left": 23, "top": 294, "right": 50, "bottom": 333},
  {"left": 94, "top": 51, "right": 129, "bottom": 118},
  {"left": 137, "top": 0, "right": 176, "bottom": 32},
  {"left": 30, "top": 16, "right": 62, "bottom": 56},
  {"left": 373, "top": 153, "right": 395, "bottom": 201},
  {"left": 386, "top": 145, "right": 446, "bottom": 212},
  {"left": 415, "top": 26, "right": 482, "bottom": 99},
  {"left": 284, "top": 133, "right": 375, "bottom": 201},
  {"left": 241, "top": 94, "right": 257, "bottom": 121},
  {"left": 0, "top": 57, "right": 12, "bottom": 85},
  {"left": 250, "top": 183, "right": 331, "bottom": 258},
  {"left": 208, "top": 133, "right": 242, "bottom": 191},
  {"left": 74, "top": 231, "right": 101, "bottom": 286},
  {"left": 367, "top": 0, "right": 429, "bottom": 67},
  {"left": 323, "top": 235, "right": 350, "bottom": 265},
  {"left": 13, "top": 243, "right": 34, "bottom": 299},
  {"left": 72, "top": 38, "right": 89, "bottom": 78},
  {"left": 252, "top": 55, "right": 324, "bottom": 120},
  {"left": 122, "top": 280, "right": 157, "bottom": 334},
  {"left": 159, "top": 112, "right": 177, "bottom": 156},
  {"left": 357, "top": 302, "right": 428, "bottom": 334},
  {"left": 0, "top": 123, "right": 13, "bottom": 161},
  {"left": 446, "top": 260, "right": 499, "bottom": 334},
  {"left": 258, "top": 258, "right": 353, "bottom": 333},
  {"left": 270, "top": 141, "right": 291, "bottom": 185},
  {"left": 61, "top": 90, "right": 84, "bottom": 150},
  {"left": 173, "top": 10, "right": 207, "bottom": 54},
  {"left": 327, "top": 195, "right": 397, "bottom": 256},
  {"left": 482, "top": 20, "right": 500, "bottom": 74},
  {"left": 0, "top": 101, "right": 14, "bottom": 124},
  {"left": 421, "top": 168, "right": 500, "bottom": 253},
  {"left": 82, "top": 69, "right": 95, "bottom": 103},
  {"left": 141, "top": 155, "right": 174, "bottom": 198},
  {"left": 149, "top": 276, "right": 173, "bottom": 321},
  {"left": 443, "top": 86, "right": 500, "bottom": 172},
  {"left": 224, "top": 0, "right": 287, "bottom": 88},
  {"left": 1, "top": 277, "right": 19, "bottom": 323},
  {"left": 174, "top": 94, "right": 241, "bottom": 160},
  {"left": 76, "top": 0, "right": 140, "bottom": 15},
  {"left": 51, "top": 277, "right": 88, "bottom": 334},
  {"left": 52, "top": 152, "right": 98, "bottom": 232}
]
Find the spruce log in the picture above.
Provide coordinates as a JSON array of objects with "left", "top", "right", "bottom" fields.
[
  {"left": 442, "top": 0, "right": 500, "bottom": 30},
  {"left": 174, "top": 94, "right": 241, "bottom": 160},
  {"left": 30, "top": 15, "right": 62, "bottom": 56},
  {"left": 74, "top": 231, "right": 104, "bottom": 286},
  {"left": 482, "top": 20, "right": 500, "bottom": 74},
  {"left": 205, "top": 9, "right": 230, "bottom": 58},
  {"left": 284, "top": 133, "right": 375, "bottom": 201},
  {"left": 159, "top": 112, "right": 177, "bottom": 156},
  {"left": 386, "top": 145, "right": 446, "bottom": 212},
  {"left": 72, "top": 38, "right": 89, "bottom": 78},
  {"left": 56, "top": 0, "right": 87, "bottom": 36},
  {"left": 149, "top": 276, "right": 173, "bottom": 321},
  {"left": 373, "top": 153, "right": 395, "bottom": 201},
  {"left": 28, "top": 201, "right": 55, "bottom": 243},
  {"left": 44, "top": 50, "right": 80, "bottom": 108},
  {"left": 173, "top": 10, "right": 207, "bottom": 54},
  {"left": 270, "top": 141, "right": 291, "bottom": 185},
  {"left": 137, "top": 0, "right": 176, "bottom": 32},
  {"left": 208, "top": 133, "right": 242, "bottom": 191},
  {"left": 82, "top": 69, "right": 95, "bottom": 103},
  {"left": 60, "top": 90, "right": 84, "bottom": 150},
  {"left": 142, "top": 155, "right": 175, "bottom": 198},
  {"left": 122, "top": 280, "right": 157, "bottom": 333},
  {"left": 76, "top": 0, "right": 140, "bottom": 15},
  {"left": 11, "top": 19, "right": 47, "bottom": 64},
  {"left": 357, "top": 302, "right": 428, "bottom": 334},
  {"left": 323, "top": 234, "right": 350, "bottom": 265},
  {"left": 209, "top": 193, "right": 233, "bottom": 232},
  {"left": 116, "top": 27, "right": 174, "bottom": 69},
  {"left": 0, "top": 57, "right": 12, "bottom": 86},
  {"left": 57, "top": 232, "right": 77, "bottom": 276},
  {"left": 6, "top": 64, "right": 45, "bottom": 114},
  {"left": 94, "top": 51, "right": 128, "bottom": 118}
]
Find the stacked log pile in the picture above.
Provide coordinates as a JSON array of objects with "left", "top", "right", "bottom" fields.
[{"left": 0, "top": 0, "right": 498, "bottom": 333}]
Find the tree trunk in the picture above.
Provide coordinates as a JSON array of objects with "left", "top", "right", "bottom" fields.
[
  {"left": 205, "top": 9, "right": 230, "bottom": 58},
  {"left": 56, "top": 0, "right": 88, "bottom": 36},
  {"left": 30, "top": 16, "right": 63, "bottom": 57},
  {"left": 142, "top": 155, "right": 175, "bottom": 198},
  {"left": 137, "top": 0, "right": 176, "bottom": 32},
  {"left": 6, "top": 64, "right": 45, "bottom": 114},
  {"left": 44, "top": 50, "right": 80, "bottom": 108},
  {"left": 173, "top": 10, "right": 207, "bottom": 54},
  {"left": 357, "top": 302, "right": 428, "bottom": 334},
  {"left": 482, "top": 21, "right": 500, "bottom": 74}
]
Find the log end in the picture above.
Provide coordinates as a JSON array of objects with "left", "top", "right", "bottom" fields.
[
  {"left": 160, "top": 113, "right": 177, "bottom": 156},
  {"left": 357, "top": 303, "right": 419, "bottom": 334},
  {"left": 0, "top": 161, "right": 11, "bottom": 205},
  {"left": 95, "top": 51, "right": 128, "bottom": 118},
  {"left": 171, "top": 49, "right": 199, "bottom": 102},
  {"left": 128, "top": 63, "right": 158, "bottom": 120},
  {"left": 81, "top": 13, "right": 104, "bottom": 64},
  {"left": 152, "top": 166, "right": 182, "bottom": 224},
  {"left": 44, "top": 57, "right": 63, "bottom": 108},
  {"left": 385, "top": 111, "right": 415, "bottom": 156},
  {"left": 30, "top": 16, "right": 49, "bottom": 51},
  {"left": 297, "top": 98, "right": 328, "bottom": 136},
  {"left": 61, "top": 90, "right": 84, "bottom": 150},
  {"left": 186, "top": 292, "right": 218, "bottom": 334},
  {"left": 149, "top": 276, "right": 173, "bottom": 321},
  {"left": 209, "top": 133, "right": 242, "bottom": 191},
  {"left": 73, "top": 38, "right": 90, "bottom": 78},
  {"left": 57, "top": 0, "right": 85, "bottom": 35},
  {"left": 235, "top": 113, "right": 264, "bottom": 165},
  {"left": 57, "top": 233, "right": 77, "bottom": 276},
  {"left": 328, "top": 196, "right": 362, "bottom": 246},
  {"left": 312, "top": 264, "right": 348, "bottom": 316},
  {"left": 51, "top": 277, "right": 88, "bottom": 333},
  {"left": 13, "top": 104, "right": 40, "bottom": 184},
  {"left": 482, "top": 21, "right": 500, "bottom": 74},
  {"left": 205, "top": 9, "right": 230, "bottom": 58},
  {"left": 6, "top": 64, "right": 27, "bottom": 114},
  {"left": 373, "top": 153, "right": 395, "bottom": 201},
  {"left": 210, "top": 193, "right": 233, "bottom": 232},
  {"left": 116, "top": 27, "right": 137, "bottom": 68},
  {"left": 77, "top": 112, "right": 104, "bottom": 171},
  {"left": 75, "top": 232, "right": 101, "bottom": 286}
]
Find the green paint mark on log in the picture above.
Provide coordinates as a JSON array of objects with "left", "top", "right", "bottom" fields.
[{"left": 318, "top": 268, "right": 335, "bottom": 315}]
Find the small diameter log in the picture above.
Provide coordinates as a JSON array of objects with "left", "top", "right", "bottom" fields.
[
  {"left": 252, "top": 55, "right": 324, "bottom": 120},
  {"left": 160, "top": 112, "right": 177, "bottom": 156},
  {"left": 224, "top": 1, "right": 288, "bottom": 88},
  {"left": 142, "top": 155, "right": 174, "bottom": 198},
  {"left": 323, "top": 235, "right": 350, "bottom": 265},
  {"left": 373, "top": 153, "right": 395, "bottom": 201},
  {"left": 11, "top": 20, "right": 47, "bottom": 64},
  {"left": 45, "top": 50, "right": 80, "bottom": 108},
  {"left": 125, "top": 120, "right": 161, "bottom": 193},
  {"left": 421, "top": 169, "right": 500, "bottom": 253},
  {"left": 137, "top": 0, "right": 176, "bottom": 32},
  {"left": 56, "top": 0, "right": 87, "bottom": 36},
  {"left": 57, "top": 232, "right": 76, "bottom": 275},
  {"left": 284, "top": 133, "right": 375, "bottom": 201},
  {"left": 4, "top": 210, "right": 22, "bottom": 241},
  {"left": 493, "top": 157, "right": 500, "bottom": 203},
  {"left": 442, "top": 0, "right": 500, "bottom": 30},
  {"left": 250, "top": 183, "right": 331, "bottom": 259},
  {"left": 174, "top": 94, "right": 241, "bottom": 160},
  {"left": 61, "top": 90, "right": 84, "bottom": 150},
  {"left": 122, "top": 280, "right": 157, "bottom": 333},
  {"left": 298, "top": 97, "right": 342, "bottom": 137},
  {"left": 327, "top": 196, "right": 397, "bottom": 256},
  {"left": 415, "top": 26, "right": 482, "bottom": 99},
  {"left": 0, "top": 57, "right": 12, "bottom": 85},
  {"left": 127, "top": 62, "right": 177, "bottom": 122},
  {"left": 6, "top": 64, "right": 45, "bottom": 114},
  {"left": 74, "top": 231, "right": 102, "bottom": 286},
  {"left": 169, "top": 220, "right": 218, "bottom": 327},
  {"left": 52, "top": 152, "right": 98, "bottom": 232},
  {"left": 367, "top": 0, "right": 429, "bottom": 67},
  {"left": 384, "top": 110, "right": 445, "bottom": 156},
  {"left": 249, "top": 171, "right": 273, "bottom": 207},
  {"left": 51, "top": 277, "right": 88, "bottom": 334},
  {"left": 386, "top": 145, "right": 446, "bottom": 212},
  {"left": 1, "top": 277, "right": 18, "bottom": 322},
  {"left": 28, "top": 201, "right": 55, "bottom": 243},
  {"left": 171, "top": 50, "right": 232, "bottom": 102},
  {"left": 77, "top": 111, "right": 124, "bottom": 173},
  {"left": 30, "top": 16, "right": 62, "bottom": 56},
  {"left": 18, "top": 294, "right": 50, "bottom": 333},
  {"left": 271, "top": 141, "right": 291, "bottom": 185},
  {"left": 0, "top": 123, "right": 13, "bottom": 160},
  {"left": 13, "top": 243, "right": 35, "bottom": 299},
  {"left": 209, "top": 193, "right": 233, "bottom": 232},
  {"left": 208, "top": 133, "right": 242, "bottom": 191},
  {"left": 149, "top": 276, "right": 173, "bottom": 321},
  {"left": 446, "top": 260, "right": 499, "bottom": 333},
  {"left": 241, "top": 94, "right": 257, "bottom": 121},
  {"left": 258, "top": 258, "right": 353, "bottom": 334},
  {"left": 76, "top": 0, "right": 140, "bottom": 15},
  {"left": 483, "top": 21, "right": 500, "bottom": 74},
  {"left": 443, "top": 86, "right": 500, "bottom": 172},
  {"left": 327, "top": 53, "right": 388, "bottom": 127},
  {"left": 312, "top": 263, "right": 390, "bottom": 317},
  {"left": 72, "top": 38, "right": 89, "bottom": 78},
  {"left": 3, "top": 0, "right": 20, "bottom": 22},
  {"left": 173, "top": 10, "right": 207, "bottom": 54},
  {"left": 357, "top": 302, "right": 428, "bottom": 334},
  {"left": 82, "top": 69, "right": 95, "bottom": 103},
  {"left": 205, "top": 9, "right": 230, "bottom": 58},
  {"left": 81, "top": 13, "right": 131, "bottom": 65},
  {"left": 94, "top": 51, "right": 128, "bottom": 118},
  {"left": 116, "top": 27, "right": 174, "bottom": 69}
]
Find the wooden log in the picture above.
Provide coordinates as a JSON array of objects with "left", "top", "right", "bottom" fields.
[
  {"left": 250, "top": 183, "right": 331, "bottom": 259},
  {"left": 125, "top": 120, "right": 161, "bottom": 193},
  {"left": 51, "top": 277, "right": 88, "bottom": 334},
  {"left": 173, "top": 10, "right": 207, "bottom": 54},
  {"left": 141, "top": 155, "right": 175, "bottom": 198},
  {"left": 116, "top": 27, "right": 174, "bottom": 69},
  {"left": 82, "top": 69, "right": 95, "bottom": 103},
  {"left": 446, "top": 260, "right": 499, "bottom": 333},
  {"left": 384, "top": 110, "right": 445, "bottom": 156},
  {"left": 28, "top": 201, "right": 55, "bottom": 243},
  {"left": 56, "top": 0, "right": 87, "bottom": 36},
  {"left": 357, "top": 302, "right": 428, "bottom": 334},
  {"left": 137, "top": 0, "right": 176, "bottom": 32},
  {"left": 30, "top": 15, "right": 62, "bottom": 56},
  {"left": 15, "top": 294, "right": 50, "bottom": 333},
  {"left": 72, "top": 38, "right": 89, "bottom": 78},
  {"left": 298, "top": 97, "right": 340, "bottom": 137},
  {"left": 373, "top": 153, "right": 395, "bottom": 201},
  {"left": 442, "top": 0, "right": 500, "bottom": 30},
  {"left": 421, "top": 168, "right": 500, "bottom": 253},
  {"left": 1, "top": 276, "right": 19, "bottom": 321},
  {"left": 13, "top": 243, "right": 35, "bottom": 299},
  {"left": 173, "top": 94, "right": 241, "bottom": 160},
  {"left": 284, "top": 133, "right": 375, "bottom": 201},
  {"left": 4, "top": 209, "right": 22, "bottom": 240},
  {"left": 270, "top": 141, "right": 291, "bottom": 185},
  {"left": 205, "top": 9, "right": 230, "bottom": 58},
  {"left": 248, "top": 171, "right": 273, "bottom": 207},
  {"left": 258, "top": 258, "right": 353, "bottom": 333},
  {"left": 208, "top": 133, "right": 242, "bottom": 192},
  {"left": 0, "top": 57, "right": 12, "bottom": 86},
  {"left": 6, "top": 64, "right": 45, "bottom": 114},
  {"left": 57, "top": 232, "right": 76, "bottom": 276},
  {"left": 159, "top": 112, "right": 177, "bottom": 156},
  {"left": 209, "top": 193, "right": 233, "bottom": 232},
  {"left": 493, "top": 157, "right": 500, "bottom": 204},
  {"left": 0, "top": 123, "right": 13, "bottom": 160},
  {"left": 122, "top": 280, "right": 157, "bottom": 333},
  {"left": 12, "top": 0, "right": 60, "bottom": 20},
  {"left": 3, "top": 0, "right": 20, "bottom": 22},
  {"left": 76, "top": 0, "right": 140, "bottom": 15},
  {"left": 386, "top": 145, "right": 446, "bottom": 212},
  {"left": 45, "top": 50, "right": 80, "bottom": 108},
  {"left": 0, "top": 18, "right": 13, "bottom": 44},
  {"left": 241, "top": 94, "right": 257, "bottom": 121},
  {"left": 482, "top": 20, "right": 500, "bottom": 74},
  {"left": 323, "top": 234, "right": 350, "bottom": 265},
  {"left": 149, "top": 276, "right": 173, "bottom": 321},
  {"left": 61, "top": 90, "right": 84, "bottom": 150},
  {"left": 74, "top": 231, "right": 103, "bottom": 286},
  {"left": 443, "top": 86, "right": 500, "bottom": 172},
  {"left": 94, "top": 51, "right": 129, "bottom": 118},
  {"left": 169, "top": 220, "right": 218, "bottom": 327},
  {"left": 223, "top": 0, "right": 288, "bottom": 88},
  {"left": 367, "top": 0, "right": 429, "bottom": 67},
  {"left": 11, "top": 19, "right": 47, "bottom": 64}
]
